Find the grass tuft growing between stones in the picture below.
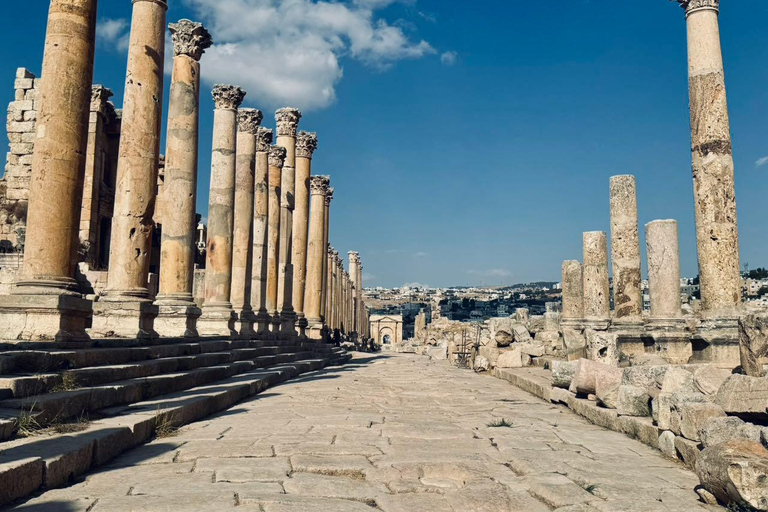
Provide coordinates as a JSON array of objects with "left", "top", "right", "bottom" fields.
[
  {"left": 153, "top": 409, "right": 179, "bottom": 439},
  {"left": 50, "top": 372, "right": 79, "bottom": 393},
  {"left": 487, "top": 418, "right": 513, "bottom": 428},
  {"left": 16, "top": 407, "right": 42, "bottom": 438},
  {"left": 52, "top": 413, "right": 90, "bottom": 434}
]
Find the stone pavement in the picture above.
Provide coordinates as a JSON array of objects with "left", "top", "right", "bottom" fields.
[{"left": 8, "top": 353, "right": 721, "bottom": 512}]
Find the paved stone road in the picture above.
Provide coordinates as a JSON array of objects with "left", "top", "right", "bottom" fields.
[{"left": 10, "top": 353, "right": 720, "bottom": 512}]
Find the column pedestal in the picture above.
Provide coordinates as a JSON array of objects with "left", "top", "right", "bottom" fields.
[
  {"left": 198, "top": 306, "right": 238, "bottom": 337},
  {"left": 0, "top": 294, "right": 91, "bottom": 342},
  {"left": 155, "top": 299, "right": 202, "bottom": 338},
  {"left": 91, "top": 298, "right": 159, "bottom": 339}
]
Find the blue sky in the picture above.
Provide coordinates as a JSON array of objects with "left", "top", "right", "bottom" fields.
[{"left": 1, "top": 1, "right": 767, "bottom": 288}]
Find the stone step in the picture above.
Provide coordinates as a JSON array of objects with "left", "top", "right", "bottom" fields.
[
  {"left": 0, "top": 350, "right": 351, "bottom": 506},
  {"left": 0, "top": 344, "right": 302, "bottom": 398},
  {"left": 0, "top": 351, "right": 321, "bottom": 425}
]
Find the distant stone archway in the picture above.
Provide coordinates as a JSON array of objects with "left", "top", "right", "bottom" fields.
[{"left": 369, "top": 315, "right": 403, "bottom": 346}]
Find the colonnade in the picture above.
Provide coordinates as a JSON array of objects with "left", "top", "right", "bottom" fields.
[{"left": 0, "top": 2, "right": 370, "bottom": 344}]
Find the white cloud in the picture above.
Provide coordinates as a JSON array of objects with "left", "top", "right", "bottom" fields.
[
  {"left": 363, "top": 272, "right": 377, "bottom": 282},
  {"left": 440, "top": 50, "right": 457, "bottom": 66},
  {"left": 414, "top": 251, "right": 428, "bottom": 258},
  {"left": 467, "top": 269, "right": 512, "bottom": 278},
  {"left": 402, "top": 282, "right": 429, "bottom": 288},
  {"left": 182, "top": 0, "right": 434, "bottom": 110},
  {"left": 96, "top": 18, "right": 130, "bottom": 52},
  {"left": 755, "top": 156, "right": 768, "bottom": 168}
]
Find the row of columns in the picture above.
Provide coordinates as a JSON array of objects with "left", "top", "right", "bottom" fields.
[{"left": 0, "top": 0, "right": 370, "bottom": 343}]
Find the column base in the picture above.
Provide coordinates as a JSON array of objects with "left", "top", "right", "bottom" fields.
[
  {"left": 0, "top": 293, "right": 92, "bottom": 342},
  {"left": 279, "top": 309, "right": 298, "bottom": 338},
  {"left": 154, "top": 301, "right": 202, "bottom": 338},
  {"left": 90, "top": 299, "right": 159, "bottom": 339},
  {"left": 295, "top": 314, "right": 308, "bottom": 338},
  {"left": 306, "top": 319, "right": 326, "bottom": 341},
  {"left": 253, "top": 310, "right": 271, "bottom": 337},
  {"left": 198, "top": 305, "right": 237, "bottom": 337},
  {"left": 691, "top": 317, "right": 740, "bottom": 367},
  {"left": 236, "top": 308, "right": 256, "bottom": 339}
]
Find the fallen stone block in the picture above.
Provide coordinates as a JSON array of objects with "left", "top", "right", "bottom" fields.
[
  {"left": 678, "top": 401, "right": 726, "bottom": 442},
  {"left": 692, "top": 365, "right": 733, "bottom": 396},
  {"left": 551, "top": 360, "right": 577, "bottom": 389},
  {"left": 714, "top": 374, "right": 768, "bottom": 422},
  {"left": 675, "top": 435, "right": 702, "bottom": 470},
  {"left": 658, "top": 430, "right": 677, "bottom": 459},
  {"left": 562, "top": 328, "right": 586, "bottom": 361},
  {"left": 700, "top": 416, "right": 763, "bottom": 448},
  {"left": 657, "top": 391, "right": 708, "bottom": 432},
  {"left": 660, "top": 366, "right": 696, "bottom": 395},
  {"left": 695, "top": 440, "right": 768, "bottom": 511},
  {"left": 518, "top": 342, "right": 545, "bottom": 358},
  {"left": 473, "top": 356, "right": 490, "bottom": 373},
  {"left": 621, "top": 365, "right": 669, "bottom": 397},
  {"left": 585, "top": 329, "right": 618, "bottom": 366},
  {"left": 594, "top": 365, "right": 623, "bottom": 409},
  {"left": 512, "top": 324, "right": 532, "bottom": 343},
  {"left": 496, "top": 347, "right": 522, "bottom": 369},
  {"left": 739, "top": 314, "right": 768, "bottom": 377},
  {"left": 569, "top": 359, "right": 613, "bottom": 396},
  {"left": 617, "top": 385, "right": 651, "bottom": 417}
]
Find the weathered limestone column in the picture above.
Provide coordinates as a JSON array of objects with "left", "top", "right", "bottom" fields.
[
  {"left": 198, "top": 85, "right": 246, "bottom": 337},
  {"left": 326, "top": 247, "right": 336, "bottom": 333},
  {"left": 320, "top": 188, "right": 333, "bottom": 323},
  {"left": 154, "top": 19, "right": 212, "bottom": 338},
  {"left": 676, "top": 0, "right": 741, "bottom": 318},
  {"left": 251, "top": 128, "right": 273, "bottom": 335},
  {"left": 230, "top": 108, "right": 262, "bottom": 337},
  {"left": 304, "top": 176, "right": 330, "bottom": 339},
  {"left": 292, "top": 132, "right": 318, "bottom": 336},
  {"left": 646, "top": 220, "right": 682, "bottom": 320},
  {"left": 275, "top": 108, "right": 302, "bottom": 337},
  {"left": 0, "top": 0, "right": 98, "bottom": 341},
  {"left": 609, "top": 175, "right": 642, "bottom": 324},
  {"left": 91, "top": 0, "right": 167, "bottom": 338},
  {"left": 266, "top": 146, "right": 286, "bottom": 335},
  {"left": 582, "top": 232, "right": 610, "bottom": 326},
  {"left": 349, "top": 252, "right": 361, "bottom": 340},
  {"left": 561, "top": 260, "right": 584, "bottom": 326}
]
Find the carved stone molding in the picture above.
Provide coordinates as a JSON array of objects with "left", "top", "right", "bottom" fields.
[
  {"left": 269, "top": 145, "right": 287, "bottom": 168},
  {"left": 212, "top": 84, "right": 246, "bottom": 110},
  {"left": 296, "top": 131, "right": 318, "bottom": 159},
  {"left": 309, "top": 175, "right": 330, "bottom": 195},
  {"left": 256, "top": 128, "right": 274, "bottom": 152},
  {"left": 275, "top": 108, "right": 302, "bottom": 137},
  {"left": 325, "top": 187, "right": 334, "bottom": 206},
  {"left": 675, "top": 0, "right": 719, "bottom": 15},
  {"left": 91, "top": 85, "right": 114, "bottom": 114},
  {"left": 169, "top": 19, "right": 213, "bottom": 61},
  {"left": 237, "top": 108, "right": 263, "bottom": 134}
]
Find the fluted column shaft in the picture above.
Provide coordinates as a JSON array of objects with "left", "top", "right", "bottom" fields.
[
  {"left": 320, "top": 189, "right": 333, "bottom": 321},
  {"left": 292, "top": 132, "right": 317, "bottom": 332},
  {"left": 305, "top": 177, "right": 329, "bottom": 337},
  {"left": 646, "top": 220, "right": 683, "bottom": 320},
  {"left": 609, "top": 175, "right": 642, "bottom": 322},
  {"left": 106, "top": 0, "right": 167, "bottom": 299},
  {"left": 679, "top": 0, "right": 740, "bottom": 317},
  {"left": 251, "top": 128, "right": 273, "bottom": 334},
  {"left": 266, "top": 146, "right": 286, "bottom": 334},
  {"left": 349, "top": 252, "right": 361, "bottom": 337},
  {"left": 583, "top": 231, "right": 610, "bottom": 323}
]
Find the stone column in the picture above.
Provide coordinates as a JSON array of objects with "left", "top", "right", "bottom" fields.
[
  {"left": 91, "top": 0, "right": 167, "bottom": 338},
  {"left": 646, "top": 220, "right": 682, "bottom": 320},
  {"left": 275, "top": 108, "right": 302, "bottom": 337},
  {"left": 561, "top": 260, "right": 584, "bottom": 326},
  {"left": 292, "top": 132, "right": 318, "bottom": 336},
  {"left": 326, "top": 247, "right": 335, "bottom": 333},
  {"left": 0, "top": 0, "right": 98, "bottom": 341},
  {"left": 266, "top": 145, "right": 286, "bottom": 335},
  {"left": 154, "top": 19, "right": 212, "bottom": 338},
  {"left": 320, "top": 188, "right": 333, "bottom": 323},
  {"left": 609, "top": 175, "right": 642, "bottom": 325},
  {"left": 198, "top": 84, "right": 246, "bottom": 336},
  {"left": 251, "top": 128, "right": 273, "bottom": 335},
  {"left": 230, "top": 108, "right": 262, "bottom": 337},
  {"left": 305, "top": 176, "right": 330, "bottom": 339},
  {"left": 582, "top": 232, "right": 610, "bottom": 326},
  {"left": 348, "top": 252, "right": 360, "bottom": 340},
  {"left": 676, "top": 0, "right": 741, "bottom": 318}
]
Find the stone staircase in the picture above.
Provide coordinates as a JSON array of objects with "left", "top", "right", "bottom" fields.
[{"left": 0, "top": 336, "right": 351, "bottom": 506}]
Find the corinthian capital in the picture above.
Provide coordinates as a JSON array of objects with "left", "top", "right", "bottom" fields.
[
  {"left": 348, "top": 251, "right": 360, "bottom": 264},
  {"left": 237, "top": 108, "right": 263, "bottom": 134},
  {"left": 309, "top": 175, "right": 330, "bottom": 195},
  {"left": 91, "top": 85, "right": 113, "bottom": 114},
  {"left": 674, "top": 0, "right": 719, "bottom": 15},
  {"left": 269, "top": 145, "right": 287, "bottom": 168},
  {"left": 256, "top": 128, "right": 273, "bottom": 152},
  {"left": 169, "top": 19, "right": 213, "bottom": 61},
  {"left": 212, "top": 84, "right": 246, "bottom": 110},
  {"left": 275, "top": 108, "right": 302, "bottom": 137},
  {"left": 325, "top": 187, "right": 334, "bottom": 206},
  {"left": 296, "top": 131, "right": 318, "bottom": 159}
]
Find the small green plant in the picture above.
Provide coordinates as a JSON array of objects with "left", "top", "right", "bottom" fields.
[
  {"left": 487, "top": 418, "right": 513, "bottom": 428},
  {"left": 16, "top": 408, "right": 42, "bottom": 437},
  {"left": 50, "top": 372, "right": 79, "bottom": 393},
  {"left": 153, "top": 409, "right": 178, "bottom": 439}
]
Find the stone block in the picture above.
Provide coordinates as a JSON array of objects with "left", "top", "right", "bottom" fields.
[
  {"left": 714, "top": 374, "right": 768, "bottom": 421},
  {"left": 594, "top": 365, "right": 623, "bottom": 409},
  {"left": 16, "top": 68, "right": 34, "bottom": 79},
  {"left": 657, "top": 391, "right": 707, "bottom": 433},
  {"left": 473, "top": 355, "right": 490, "bottom": 372},
  {"left": 551, "top": 360, "right": 577, "bottom": 389},
  {"left": 699, "top": 416, "right": 763, "bottom": 448},
  {"left": 496, "top": 347, "right": 522, "bottom": 369},
  {"left": 660, "top": 366, "right": 696, "bottom": 395},
  {"left": 739, "top": 314, "right": 768, "bottom": 377},
  {"left": 695, "top": 440, "right": 768, "bottom": 511},
  {"left": 693, "top": 365, "right": 733, "bottom": 396},
  {"left": 659, "top": 430, "right": 677, "bottom": 459},
  {"left": 563, "top": 328, "right": 586, "bottom": 360},
  {"left": 585, "top": 329, "right": 618, "bottom": 365},
  {"left": 512, "top": 324, "right": 532, "bottom": 343},
  {"left": 9, "top": 143, "right": 34, "bottom": 154},
  {"left": 7, "top": 121, "right": 34, "bottom": 133},
  {"left": 617, "top": 385, "right": 651, "bottom": 417},
  {"left": 569, "top": 359, "right": 613, "bottom": 395},
  {"left": 518, "top": 342, "right": 545, "bottom": 357},
  {"left": 0, "top": 457, "right": 43, "bottom": 506},
  {"left": 674, "top": 435, "right": 701, "bottom": 470},
  {"left": 678, "top": 401, "right": 726, "bottom": 442},
  {"left": 14, "top": 78, "right": 34, "bottom": 90}
]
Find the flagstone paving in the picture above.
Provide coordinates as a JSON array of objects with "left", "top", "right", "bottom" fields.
[{"left": 7, "top": 353, "right": 721, "bottom": 511}]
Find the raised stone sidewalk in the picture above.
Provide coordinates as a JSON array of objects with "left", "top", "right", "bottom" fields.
[{"left": 8, "top": 353, "right": 721, "bottom": 511}]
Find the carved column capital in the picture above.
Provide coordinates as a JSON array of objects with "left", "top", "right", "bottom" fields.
[
  {"left": 674, "top": 0, "right": 719, "bottom": 15},
  {"left": 348, "top": 252, "right": 360, "bottom": 264},
  {"left": 325, "top": 187, "right": 334, "bottom": 206},
  {"left": 269, "top": 145, "right": 287, "bottom": 168},
  {"left": 169, "top": 19, "right": 213, "bottom": 61},
  {"left": 237, "top": 108, "right": 263, "bottom": 134},
  {"left": 275, "top": 108, "right": 302, "bottom": 137},
  {"left": 310, "top": 175, "right": 330, "bottom": 195},
  {"left": 212, "top": 84, "right": 246, "bottom": 110},
  {"left": 296, "top": 131, "right": 318, "bottom": 159},
  {"left": 91, "top": 85, "right": 114, "bottom": 114},
  {"left": 256, "top": 128, "right": 273, "bottom": 152}
]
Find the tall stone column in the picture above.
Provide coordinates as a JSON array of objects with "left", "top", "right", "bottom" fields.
[
  {"left": 251, "top": 128, "right": 273, "bottom": 335},
  {"left": 92, "top": 0, "right": 167, "bottom": 338},
  {"left": 320, "top": 188, "right": 333, "bottom": 323},
  {"left": 326, "top": 248, "right": 335, "bottom": 333},
  {"left": 230, "top": 108, "right": 262, "bottom": 337},
  {"left": 275, "top": 108, "right": 302, "bottom": 337},
  {"left": 561, "top": 260, "right": 584, "bottom": 326},
  {"left": 0, "top": 0, "right": 98, "bottom": 341},
  {"left": 266, "top": 146, "right": 286, "bottom": 335},
  {"left": 675, "top": 0, "right": 740, "bottom": 318},
  {"left": 154, "top": 19, "right": 212, "bottom": 338},
  {"left": 646, "top": 220, "right": 682, "bottom": 320},
  {"left": 609, "top": 175, "right": 642, "bottom": 325},
  {"left": 292, "top": 132, "right": 318, "bottom": 336},
  {"left": 305, "top": 176, "right": 330, "bottom": 339},
  {"left": 582, "top": 231, "right": 610, "bottom": 326},
  {"left": 198, "top": 84, "right": 246, "bottom": 337},
  {"left": 348, "top": 252, "right": 360, "bottom": 339}
]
